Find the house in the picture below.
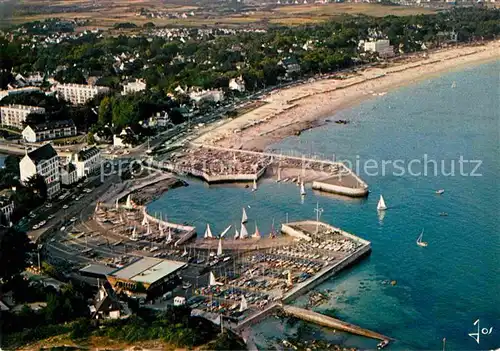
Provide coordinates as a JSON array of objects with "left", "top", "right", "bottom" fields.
[
  {"left": 229, "top": 76, "right": 246, "bottom": 92},
  {"left": 150, "top": 111, "right": 171, "bottom": 128},
  {"left": 363, "top": 39, "right": 395, "bottom": 58},
  {"left": 113, "top": 128, "right": 136, "bottom": 148},
  {"left": 0, "top": 104, "right": 45, "bottom": 130},
  {"left": 89, "top": 283, "right": 122, "bottom": 320},
  {"left": 174, "top": 296, "right": 186, "bottom": 306},
  {"left": 19, "top": 144, "right": 60, "bottom": 199},
  {"left": 22, "top": 120, "right": 77, "bottom": 143},
  {"left": 122, "top": 79, "right": 147, "bottom": 95},
  {"left": 73, "top": 146, "right": 101, "bottom": 179},
  {"left": 189, "top": 89, "right": 225, "bottom": 104},
  {"left": 278, "top": 57, "right": 301, "bottom": 78},
  {"left": 60, "top": 162, "right": 78, "bottom": 185}
]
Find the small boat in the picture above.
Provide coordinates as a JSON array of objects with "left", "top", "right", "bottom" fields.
[
  {"left": 234, "top": 227, "right": 240, "bottom": 240},
  {"left": 439, "top": 212, "right": 448, "bottom": 216},
  {"left": 217, "top": 238, "right": 223, "bottom": 256},
  {"left": 241, "top": 208, "right": 248, "bottom": 224},
  {"left": 377, "top": 340, "right": 390, "bottom": 349},
  {"left": 239, "top": 295, "right": 248, "bottom": 312},
  {"left": 240, "top": 223, "right": 249, "bottom": 239},
  {"left": 252, "top": 222, "right": 261, "bottom": 239},
  {"left": 283, "top": 178, "right": 289, "bottom": 183},
  {"left": 300, "top": 181, "right": 306, "bottom": 196},
  {"left": 252, "top": 179, "right": 258, "bottom": 192},
  {"left": 377, "top": 195, "right": 387, "bottom": 211},
  {"left": 181, "top": 247, "right": 188, "bottom": 257},
  {"left": 436, "top": 189, "right": 445, "bottom": 195},
  {"left": 451, "top": 81, "right": 457, "bottom": 89},
  {"left": 416, "top": 229, "right": 428, "bottom": 247}
]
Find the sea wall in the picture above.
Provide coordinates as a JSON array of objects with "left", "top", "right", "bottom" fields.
[{"left": 312, "top": 180, "right": 369, "bottom": 197}]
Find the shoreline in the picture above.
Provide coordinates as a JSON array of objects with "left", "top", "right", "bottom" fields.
[{"left": 195, "top": 41, "right": 500, "bottom": 151}]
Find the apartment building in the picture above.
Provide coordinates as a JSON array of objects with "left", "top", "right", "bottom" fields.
[
  {"left": 19, "top": 144, "right": 60, "bottom": 199},
  {"left": 55, "top": 83, "right": 110, "bottom": 105},
  {"left": 22, "top": 119, "right": 77, "bottom": 143},
  {"left": 73, "top": 146, "right": 101, "bottom": 179},
  {"left": 0, "top": 104, "right": 45, "bottom": 129}
]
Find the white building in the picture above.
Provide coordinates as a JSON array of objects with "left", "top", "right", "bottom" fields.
[
  {"left": 229, "top": 76, "right": 246, "bottom": 92},
  {"left": 55, "top": 83, "right": 110, "bottom": 105},
  {"left": 0, "top": 104, "right": 45, "bottom": 130},
  {"left": 363, "top": 39, "right": 395, "bottom": 58},
  {"left": 22, "top": 120, "right": 77, "bottom": 143},
  {"left": 60, "top": 163, "right": 78, "bottom": 185},
  {"left": 113, "top": 128, "right": 136, "bottom": 148},
  {"left": 122, "top": 79, "right": 147, "bottom": 95},
  {"left": 189, "top": 89, "right": 225, "bottom": 104},
  {"left": 72, "top": 146, "right": 101, "bottom": 179},
  {"left": 20, "top": 144, "right": 60, "bottom": 199}
]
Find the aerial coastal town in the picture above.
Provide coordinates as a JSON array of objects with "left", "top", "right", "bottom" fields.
[{"left": 0, "top": 1, "right": 499, "bottom": 349}]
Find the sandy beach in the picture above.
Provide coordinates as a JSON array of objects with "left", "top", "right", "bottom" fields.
[{"left": 195, "top": 41, "right": 500, "bottom": 151}]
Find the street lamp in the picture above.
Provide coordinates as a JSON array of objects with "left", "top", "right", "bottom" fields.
[{"left": 314, "top": 202, "right": 323, "bottom": 234}]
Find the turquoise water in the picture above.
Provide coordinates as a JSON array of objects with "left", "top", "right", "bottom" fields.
[{"left": 148, "top": 61, "right": 500, "bottom": 350}]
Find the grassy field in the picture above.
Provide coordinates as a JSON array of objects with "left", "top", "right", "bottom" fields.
[{"left": 3, "top": 0, "right": 437, "bottom": 29}]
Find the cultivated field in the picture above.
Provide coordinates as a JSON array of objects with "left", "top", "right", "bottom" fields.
[{"left": 2, "top": 0, "right": 437, "bottom": 29}]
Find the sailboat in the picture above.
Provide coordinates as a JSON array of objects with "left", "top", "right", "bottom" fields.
[
  {"left": 166, "top": 228, "right": 173, "bottom": 244},
  {"left": 141, "top": 214, "right": 149, "bottom": 226},
  {"left": 252, "top": 179, "right": 258, "bottom": 192},
  {"left": 252, "top": 222, "right": 261, "bottom": 239},
  {"left": 240, "top": 223, "right": 249, "bottom": 239},
  {"left": 209, "top": 271, "right": 223, "bottom": 286},
  {"left": 115, "top": 198, "right": 119, "bottom": 210},
  {"left": 159, "top": 222, "right": 165, "bottom": 237},
  {"left": 377, "top": 195, "right": 387, "bottom": 211},
  {"left": 234, "top": 227, "right": 240, "bottom": 240},
  {"left": 416, "top": 229, "right": 428, "bottom": 247},
  {"left": 276, "top": 167, "right": 281, "bottom": 182},
  {"left": 217, "top": 239, "right": 223, "bottom": 256},
  {"left": 435, "top": 189, "right": 445, "bottom": 195},
  {"left": 239, "top": 295, "right": 248, "bottom": 312},
  {"left": 125, "top": 194, "right": 132, "bottom": 209},
  {"left": 451, "top": 81, "right": 457, "bottom": 89},
  {"left": 181, "top": 246, "right": 188, "bottom": 257},
  {"left": 269, "top": 218, "right": 277, "bottom": 238},
  {"left": 300, "top": 181, "right": 306, "bottom": 196},
  {"left": 241, "top": 208, "right": 248, "bottom": 224},
  {"left": 130, "top": 226, "right": 138, "bottom": 241},
  {"left": 219, "top": 225, "right": 232, "bottom": 238},
  {"left": 204, "top": 224, "right": 213, "bottom": 239}
]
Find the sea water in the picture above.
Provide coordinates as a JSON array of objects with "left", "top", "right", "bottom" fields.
[{"left": 148, "top": 61, "right": 500, "bottom": 350}]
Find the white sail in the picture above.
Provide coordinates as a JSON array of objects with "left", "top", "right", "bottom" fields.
[
  {"left": 220, "top": 225, "right": 232, "bottom": 238},
  {"left": 131, "top": 226, "right": 138, "bottom": 241},
  {"left": 234, "top": 228, "right": 240, "bottom": 240},
  {"left": 204, "top": 224, "right": 213, "bottom": 239},
  {"left": 166, "top": 228, "right": 173, "bottom": 243},
  {"left": 115, "top": 198, "right": 119, "bottom": 210},
  {"left": 241, "top": 208, "right": 248, "bottom": 224},
  {"left": 300, "top": 181, "right": 306, "bottom": 196},
  {"left": 277, "top": 167, "right": 281, "bottom": 182},
  {"left": 239, "top": 295, "right": 248, "bottom": 312},
  {"left": 377, "top": 195, "right": 387, "bottom": 211},
  {"left": 159, "top": 222, "right": 164, "bottom": 237},
  {"left": 252, "top": 222, "right": 261, "bottom": 239},
  {"left": 145, "top": 223, "right": 151, "bottom": 236},
  {"left": 141, "top": 214, "right": 149, "bottom": 226},
  {"left": 417, "top": 229, "right": 428, "bottom": 247},
  {"left": 217, "top": 239, "right": 223, "bottom": 256},
  {"left": 252, "top": 179, "right": 258, "bottom": 191},
  {"left": 125, "top": 194, "right": 132, "bottom": 209},
  {"left": 209, "top": 272, "right": 223, "bottom": 286},
  {"left": 240, "top": 223, "right": 249, "bottom": 239}
]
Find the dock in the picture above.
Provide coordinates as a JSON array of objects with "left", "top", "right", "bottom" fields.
[{"left": 283, "top": 305, "right": 392, "bottom": 342}]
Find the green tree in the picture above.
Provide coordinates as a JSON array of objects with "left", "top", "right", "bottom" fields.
[{"left": 0, "top": 227, "right": 32, "bottom": 285}]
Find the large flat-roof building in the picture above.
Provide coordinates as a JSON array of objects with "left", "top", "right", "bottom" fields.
[
  {"left": 22, "top": 119, "right": 77, "bottom": 143},
  {"left": 0, "top": 104, "right": 45, "bottom": 130},
  {"left": 55, "top": 83, "right": 109, "bottom": 105},
  {"left": 107, "top": 257, "right": 186, "bottom": 296}
]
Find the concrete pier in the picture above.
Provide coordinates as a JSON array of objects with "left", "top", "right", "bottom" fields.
[{"left": 283, "top": 305, "right": 392, "bottom": 342}]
